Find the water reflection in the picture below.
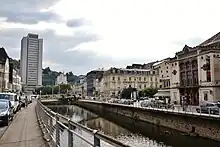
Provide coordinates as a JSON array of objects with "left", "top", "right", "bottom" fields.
[{"left": 48, "top": 105, "right": 219, "bottom": 147}]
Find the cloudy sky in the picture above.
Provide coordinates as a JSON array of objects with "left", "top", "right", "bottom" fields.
[{"left": 0, "top": 0, "right": 219, "bottom": 75}]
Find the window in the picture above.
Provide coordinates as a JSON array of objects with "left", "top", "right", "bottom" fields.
[
  {"left": 144, "top": 84, "right": 146, "bottom": 88},
  {"left": 207, "top": 71, "right": 211, "bottom": 82},
  {"left": 139, "top": 85, "right": 142, "bottom": 89},
  {"left": 144, "top": 77, "right": 146, "bottom": 81},
  {"left": 204, "top": 92, "right": 208, "bottom": 101},
  {"left": 118, "top": 77, "right": 120, "bottom": 81},
  {"left": 139, "top": 77, "right": 141, "bottom": 81},
  {"left": 129, "top": 77, "right": 131, "bottom": 81},
  {"left": 112, "top": 77, "right": 115, "bottom": 81},
  {"left": 150, "top": 77, "right": 153, "bottom": 81},
  {"left": 173, "top": 92, "right": 177, "bottom": 100}
]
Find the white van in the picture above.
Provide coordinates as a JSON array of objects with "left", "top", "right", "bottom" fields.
[{"left": 0, "top": 92, "right": 19, "bottom": 113}]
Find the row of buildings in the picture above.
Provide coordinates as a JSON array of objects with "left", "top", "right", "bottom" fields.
[
  {"left": 73, "top": 32, "right": 220, "bottom": 106},
  {"left": 0, "top": 48, "right": 22, "bottom": 93}
]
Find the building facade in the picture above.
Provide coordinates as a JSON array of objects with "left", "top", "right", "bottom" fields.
[
  {"left": 102, "top": 67, "right": 159, "bottom": 98},
  {"left": 170, "top": 33, "right": 220, "bottom": 105},
  {"left": 12, "top": 69, "right": 22, "bottom": 92},
  {"left": 86, "top": 69, "right": 104, "bottom": 97},
  {"left": 55, "top": 73, "right": 67, "bottom": 85},
  {"left": 20, "top": 33, "right": 43, "bottom": 93},
  {"left": 0, "top": 48, "right": 10, "bottom": 92},
  {"left": 74, "top": 75, "right": 87, "bottom": 97},
  {"left": 154, "top": 59, "right": 172, "bottom": 99}
]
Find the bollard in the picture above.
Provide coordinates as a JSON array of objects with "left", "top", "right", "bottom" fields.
[
  {"left": 55, "top": 114, "right": 60, "bottom": 147},
  {"left": 68, "top": 119, "right": 73, "bottom": 147},
  {"left": 93, "top": 130, "right": 100, "bottom": 147}
]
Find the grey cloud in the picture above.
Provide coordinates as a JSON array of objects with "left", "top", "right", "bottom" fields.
[
  {"left": 0, "top": 28, "right": 147, "bottom": 74},
  {"left": 0, "top": 28, "right": 104, "bottom": 74},
  {"left": 0, "top": 11, "right": 61, "bottom": 24},
  {"left": 0, "top": 0, "right": 61, "bottom": 24},
  {"left": 66, "top": 18, "right": 87, "bottom": 28},
  {"left": 0, "top": 0, "right": 60, "bottom": 12}
]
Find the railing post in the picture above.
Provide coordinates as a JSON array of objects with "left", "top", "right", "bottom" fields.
[
  {"left": 219, "top": 108, "right": 220, "bottom": 117},
  {"left": 208, "top": 108, "right": 210, "bottom": 116},
  {"left": 93, "top": 130, "right": 100, "bottom": 147},
  {"left": 49, "top": 111, "right": 53, "bottom": 134},
  {"left": 68, "top": 119, "right": 73, "bottom": 147},
  {"left": 55, "top": 113, "right": 60, "bottom": 147}
]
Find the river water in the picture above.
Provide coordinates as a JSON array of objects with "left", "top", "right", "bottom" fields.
[{"left": 48, "top": 105, "right": 219, "bottom": 147}]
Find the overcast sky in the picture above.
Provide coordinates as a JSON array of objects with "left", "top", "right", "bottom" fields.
[{"left": 0, "top": 0, "right": 219, "bottom": 75}]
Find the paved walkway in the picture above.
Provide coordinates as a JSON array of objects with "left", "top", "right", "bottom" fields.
[{"left": 0, "top": 101, "right": 47, "bottom": 147}]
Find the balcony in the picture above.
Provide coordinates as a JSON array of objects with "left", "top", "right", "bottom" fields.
[
  {"left": 200, "top": 80, "right": 220, "bottom": 87},
  {"left": 180, "top": 79, "right": 198, "bottom": 87}
]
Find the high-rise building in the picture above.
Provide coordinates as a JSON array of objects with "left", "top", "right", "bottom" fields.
[{"left": 20, "top": 33, "right": 43, "bottom": 92}]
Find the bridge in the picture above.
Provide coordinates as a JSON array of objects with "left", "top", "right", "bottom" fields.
[
  {"left": 0, "top": 97, "right": 220, "bottom": 147},
  {"left": 0, "top": 99, "right": 130, "bottom": 147}
]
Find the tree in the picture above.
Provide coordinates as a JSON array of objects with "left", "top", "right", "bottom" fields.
[
  {"left": 139, "top": 87, "right": 158, "bottom": 98},
  {"left": 59, "top": 84, "right": 72, "bottom": 94},
  {"left": 121, "top": 87, "right": 137, "bottom": 99},
  {"left": 43, "top": 67, "right": 51, "bottom": 74}
]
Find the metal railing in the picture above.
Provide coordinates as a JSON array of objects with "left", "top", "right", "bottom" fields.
[
  {"left": 132, "top": 102, "right": 220, "bottom": 118},
  {"left": 81, "top": 99, "right": 220, "bottom": 119},
  {"left": 36, "top": 100, "right": 130, "bottom": 147}
]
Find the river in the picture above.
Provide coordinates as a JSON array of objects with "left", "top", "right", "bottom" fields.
[{"left": 48, "top": 105, "right": 219, "bottom": 147}]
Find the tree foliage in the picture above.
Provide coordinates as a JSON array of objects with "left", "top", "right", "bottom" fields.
[
  {"left": 35, "top": 84, "right": 72, "bottom": 95},
  {"left": 138, "top": 87, "right": 158, "bottom": 97},
  {"left": 121, "top": 87, "right": 137, "bottom": 99}
]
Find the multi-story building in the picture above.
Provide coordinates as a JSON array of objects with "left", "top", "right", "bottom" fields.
[
  {"left": 170, "top": 32, "right": 220, "bottom": 105},
  {"left": 0, "top": 48, "right": 10, "bottom": 92},
  {"left": 154, "top": 59, "right": 172, "bottom": 99},
  {"left": 74, "top": 76, "right": 87, "bottom": 97},
  {"left": 12, "top": 69, "right": 22, "bottom": 92},
  {"left": 55, "top": 73, "right": 67, "bottom": 85},
  {"left": 86, "top": 69, "right": 104, "bottom": 96},
  {"left": 102, "top": 66, "right": 159, "bottom": 98},
  {"left": 20, "top": 33, "right": 43, "bottom": 93}
]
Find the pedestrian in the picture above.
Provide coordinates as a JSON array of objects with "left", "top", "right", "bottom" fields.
[{"left": 25, "top": 96, "right": 28, "bottom": 108}]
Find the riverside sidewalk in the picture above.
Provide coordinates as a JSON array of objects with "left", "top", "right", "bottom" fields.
[{"left": 0, "top": 101, "right": 47, "bottom": 147}]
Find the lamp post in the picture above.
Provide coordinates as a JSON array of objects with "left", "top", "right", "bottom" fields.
[{"left": 40, "top": 90, "right": 42, "bottom": 100}]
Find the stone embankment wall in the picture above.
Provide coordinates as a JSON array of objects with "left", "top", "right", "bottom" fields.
[{"left": 74, "top": 100, "right": 220, "bottom": 142}]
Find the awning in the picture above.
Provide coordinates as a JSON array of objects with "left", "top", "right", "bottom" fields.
[{"left": 154, "top": 91, "right": 170, "bottom": 97}]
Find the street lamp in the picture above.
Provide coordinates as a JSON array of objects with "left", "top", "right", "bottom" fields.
[{"left": 40, "top": 90, "right": 42, "bottom": 100}]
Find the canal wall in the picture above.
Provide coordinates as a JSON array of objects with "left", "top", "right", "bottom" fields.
[{"left": 73, "top": 100, "right": 220, "bottom": 142}]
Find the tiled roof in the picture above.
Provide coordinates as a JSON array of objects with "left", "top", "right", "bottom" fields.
[
  {"left": 199, "top": 32, "right": 220, "bottom": 46},
  {"left": 0, "top": 47, "right": 9, "bottom": 64}
]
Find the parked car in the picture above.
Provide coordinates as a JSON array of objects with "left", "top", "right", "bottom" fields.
[
  {"left": 0, "top": 100, "right": 14, "bottom": 125},
  {"left": 0, "top": 92, "right": 20, "bottom": 113},
  {"left": 196, "top": 102, "right": 220, "bottom": 115}
]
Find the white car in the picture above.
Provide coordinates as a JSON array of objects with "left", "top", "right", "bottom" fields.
[{"left": 0, "top": 92, "right": 20, "bottom": 113}]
